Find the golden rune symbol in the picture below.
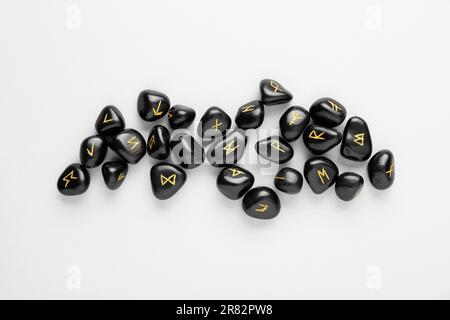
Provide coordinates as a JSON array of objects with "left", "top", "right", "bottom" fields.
[
  {"left": 160, "top": 173, "right": 176, "bottom": 186},
  {"left": 241, "top": 105, "right": 255, "bottom": 113},
  {"left": 223, "top": 141, "right": 239, "bottom": 155},
  {"left": 270, "top": 80, "right": 282, "bottom": 93},
  {"left": 353, "top": 133, "right": 365, "bottom": 146},
  {"left": 212, "top": 118, "right": 222, "bottom": 131},
  {"left": 275, "top": 176, "right": 286, "bottom": 181},
  {"left": 386, "top": 162, "right": 395, "bottom": 178},
  {"left": 103, "top": 113, "right": 113, "bottom": 124},
  {"left": 317, "top": 168, "right": 330, "bottom": 185},
  {"left": 289, "top": 111, "right": 304, "bottom": 126},
  {"left": 308, "top": 130, "right": 325, "bottom": 140},
  {"left": 148, "top": 134, "right": 156, "bottom": 150},
  {"left": 255, "top": 203, "right": 269, "bottom": 213},
  {"left": 86, "top": 143, "right": 95, "bottom": 157},
  {"left": 152, "top": 101, "right": 163, "bottom": 116},
  {"left": 328, "top": 100, "right": 342, "bottom": 112},
  {"left": 117, "top": 172, "right": 126, "bottom": 181},
  {"left": 271, "top": 140, "right": 286, "bottom": 153},
  {"left": 62, "top": 170, "right": 78, "bottom": 188},
  {"left": 127, "top": 136, "right": 140, "bottom": 151},
  {"left": 228, "top": 168, "right": 244, "bottom": 177}
]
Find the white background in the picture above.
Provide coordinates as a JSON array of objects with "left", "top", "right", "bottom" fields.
[{"left": 0, "top": 0, "right": 449, "bottom": 299}]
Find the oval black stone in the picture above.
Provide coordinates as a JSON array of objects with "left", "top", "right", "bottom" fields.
[
  {"left": 303, "top": 124, "right": 342, "bottom": 155},
  {"left": 303, "top": 156, "right": 339, "bottom": 194},
  {"left": 101, "top": 160, "right": 128, "bottom": 190},
  {"left": 168, "top": 105, "right": 196, "bottom": 130},
  {"left": 242, "top": 187, "right": 281, "bottom": 219},
  {"left": 79, "top": 135, "right": 107, "bottom": 168},
  {"left": 368, "top": 149, "right": 395, "bottom": 190},
  {"left": 108, "top": 129, "right": 146, "bottom": 164},
  {"left": 57, "top": 163, "right": 90, "bottom": 196},
  {"left": 279, "top": 106, "right": 310, "bottom": 142},
  {"left": 309, "top": 97, "right": 347, "bottom": 127},
  {"left": 206, "top": 129, "right": 247, "bottom": 167},
  {"left": 197, "top": 106, "right": 232, "bottom": 142},
  {"left": 255, "top": 136, "right": 293, "bottom": 164},
  {"left": 150, "top": 163, "right": 187, "bottom": 200},
  {"left": 147, "top": 125, "right": 171, "bottom": 160},
  {"left": 95, "top": 105, "right": 125, "bottom": 136},
  {"left": 170, "top": 133, "right": 205, "bottom": 169},
  {"left": 341, "top": 116, "right": 372, "bottom": 161},
  {"left": 217, "top": 166, "right": 255, "bottom": 200},
  {"left": 274, "top": 167, "right": 303, "bottom": 194},
  {"left": 137, "top": 89, "right": 171, "bottom": 122},
  {"left": 235, "top": 100, "right": 264, "bottom": 130},
  {"left": 259, "top": 79, "right": 293, "bottom": 106},
  {"left": 335, "top": 172, "right": 364, "bottom": 201}
]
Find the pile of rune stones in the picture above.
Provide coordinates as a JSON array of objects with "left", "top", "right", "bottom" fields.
[{"left": 57, "top": 79, "right": 395, "bottom": 219}]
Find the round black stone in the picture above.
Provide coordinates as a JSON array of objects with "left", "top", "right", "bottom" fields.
[
  {"left": 309, "top": 97, "right": 346, "bottom": 127},
  {"left": 137, "top": 89, "right": 171, "bottom": 122},
  {"left": 217, "top": 166, "right": 254, "bottom": 200},
  {"left": 335, "top": 172, "right": 364, "bottom": 201},
  {"left": 242, "top": 187, "right": 281, "bottom": 219},
  {"left": 368, "top": 149, "right": 395, "bottom": 190},
  {"left": 274, "top": 167, "right": 303, "bottom": 194},
  {"left": 79, "top": 135, "right": 107, "bottom": 168},
  {"left": 57, "top": 163, "right": 90, "bottom": 196}
]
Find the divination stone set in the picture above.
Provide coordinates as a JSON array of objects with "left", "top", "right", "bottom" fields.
[{"left": 57, "top": 79, "right": 395, "bottom": 219}]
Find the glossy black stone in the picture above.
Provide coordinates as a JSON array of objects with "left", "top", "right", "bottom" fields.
[
  {"left": 303, "top": 124, "right": 342, "bottom": 155},
  {"left": 309, "top": 98, "right": 347, "bottom": 127},
  {"left": 274, "top": 167, "right": 303, "bottom": 194},
  {"left": 255, "top": 136, "right": 293, "bottom": 164},
  {"left": 304, "top": 157, "right": 339, "bottom": 194},
  {"left": 341, "top": 116, "right": 372, "bottom": 161},
  {"left": 168, "top": 105, "right": 196, "bottom": 130},
  {"left": 259, "top": 79, "right": 293, "bottom": 106},
  {"left": 197, "top": 106, "right": 232, "bottom": 141},
  {"left": 57, "top": 163, "right": 90, "bottom": 196},
  {"left": 216, "top": 166, "right": 254, "bottom": 200},
  {"left": 242, "top": 187, "right": 281, "bottom": 220},
  {"left": 206, "top": 129, "right": 247, "bottom": 167},
  {"left": 235, "top": 100, "right": 264, "bottom": 130},
  {"left": 79, "top": 135, "right": 107, "bottom": 168},
  {"left": 95, "top": 105, "right": 125, "bottom": 136},
  {"left": 335, "top": 172, "right": 364, "bottom": 201},
  {"left": 150, "top": 163, "right": 186, "bottom": 200},
  {"left": 137, "top": 89, "right": 171, "bottom": 122},
  {"left": 101, "top": 160, "right": 128, "bottom": 190},
  {"left": 279, "top": 106, "right": 310, "bottom": 142},
  {"left": 170, "top": 133, "right": 205, "bottom": 169},
  {"left": 108, "top": 129, "right": 146, "bottom": 164},
  {"left": 147, "top": 125, "right": 170, "bottom": 160},
  {"left": 368, "top": 149, "right": 395, "bottom": 190}
]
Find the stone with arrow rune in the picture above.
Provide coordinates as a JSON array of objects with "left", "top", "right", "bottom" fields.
[
  {"left": 95, "top": 105, "right": 125, "bottom": 136},
  {"left": 137, "top": 89, "right": 171, "bottom": 122},
  {"left": 101, "top": 160, "right": 128, "bottom": 190},
  {"left": 79, "top": 135, "right": 107, "bottom": 168}
]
